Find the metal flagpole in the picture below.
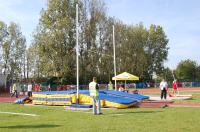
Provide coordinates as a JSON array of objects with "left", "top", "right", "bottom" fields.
[
  {"left": 76, "top": 4, "right": 79, "bottom": 103},
  {"left": 113, "top": 25, "right": 117, "bottom": 91}
]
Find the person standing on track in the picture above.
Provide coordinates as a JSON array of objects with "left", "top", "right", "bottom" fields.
[{"left": 159, "top": 79, "right": 168, "bottom": 100}]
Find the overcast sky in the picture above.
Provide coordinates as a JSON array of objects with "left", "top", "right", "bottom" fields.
[{"left": 0, "top": 0, "right": 199, "bottom": 69}]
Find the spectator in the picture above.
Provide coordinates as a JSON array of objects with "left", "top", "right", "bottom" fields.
[
  {"left": 11, "top": 82, "right": 18, "bottom": 98},
  {"left": 48, "top": 84, "right": 51, "bottom": 91},
  {"left": 108, "top": 81, "right": 113, "bottom": 90},
  {"left": 27, "top": 82, "right": 32, "bottom": 97},
  {"left": 118, "top": 85, "right": 125, "bottom": 92}
]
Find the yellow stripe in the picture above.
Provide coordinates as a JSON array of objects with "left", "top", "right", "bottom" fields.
[{"left": 105, "top": 101, "right": 137, "bottom": 108}]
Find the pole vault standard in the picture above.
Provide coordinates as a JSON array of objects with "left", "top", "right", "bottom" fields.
[
  {"left": 113, "top": 25, "right": 117, "bottom": 91},
  {"left": 76, "top": 4, "right": 79, "bottom": 103},
  {"left": 76, "top": 4, "right": 116, "bottom": 94},
  {"left": 171, "top": 70, "right": 179, "bottom": 95}
]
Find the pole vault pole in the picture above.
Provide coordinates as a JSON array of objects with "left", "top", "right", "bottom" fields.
[
  {"left": 172, "top": 70, "right": 179, "bottom": 95},
  {"left": 113, "top": 25, "right": 117, "bottom": 91},
  {"left": 76, "top": 4, "right": 79, "bottom": 103}
]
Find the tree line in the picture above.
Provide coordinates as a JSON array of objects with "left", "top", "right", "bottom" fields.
[
  {"left": 0, "top": 21, "right": 26, "bottom": 83},
  {"left": 28, "top": 0, "right": 169, "bottom": 84},
  {"left": 1, "top": 0, "right": 199, "bottom": 85}
]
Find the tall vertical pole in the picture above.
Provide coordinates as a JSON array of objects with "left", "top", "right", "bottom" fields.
[
  {"left": 113, "top": 25, "right": 117, "bottom": 90},
  {"left": 76, "top": 4, "right": 79, "bottom": 103}
]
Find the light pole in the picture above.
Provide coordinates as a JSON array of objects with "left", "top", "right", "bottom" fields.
[
  {"left": 76, "top": 4, "right": 79, "bottom": 104},
  {"left": 113, "top": 25, "right": 117, "bottom": 90}
]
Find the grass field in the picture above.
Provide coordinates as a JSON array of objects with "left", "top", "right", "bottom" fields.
[
  {"left": 1, "top": 92, "right": 200, "bottom": 132},
  {"left": 0, "top": 103, "right": 200, "bottom": 132}
]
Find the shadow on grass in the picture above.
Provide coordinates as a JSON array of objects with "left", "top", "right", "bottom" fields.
[{"left": 0, "top": 124, "right": 61, "bottom": 129}]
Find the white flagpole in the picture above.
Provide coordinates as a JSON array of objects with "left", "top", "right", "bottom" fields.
[
  {"left": 76, "top": 4, "right": 79, "bottom": 103},
  {"left": 113, "top": 25, "right": 117, "bottom": 91}
]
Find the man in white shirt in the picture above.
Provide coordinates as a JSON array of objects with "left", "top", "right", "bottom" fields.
[
  {"left": 159, "top": 79, "right": 168, "bottom": 100},
  {"left": 27, "top": 82, "right": 32, "bottom": 97}
]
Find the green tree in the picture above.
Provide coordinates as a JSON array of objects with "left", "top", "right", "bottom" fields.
[
  {"left": 175, "top": 59, "right": 198, "bottom": 81},
  {"left": 0, "top": 21, "right": 26, "bottom": 81},
  {"left": 115, "top": 23, "right": 148, "bottom": 78},
  {"left": 32, "top": 0, "right": 111, "bottom": 84},
  {"left": 196, "top": 66, "right": 200, "bottom": 80},
  {"left": 80, "top": 0, "right": 110, "bottom": 83},
  {"left": 157, "top": 67, "right": 174, "bottom": 82},
  {"left": 0, "top": 21, "right": 8, "bottom": 48},
  {"left": 0, "top": 21, "right": 9, "bottom": 72},
  {"left": 26, "top": 43, "right": 40, "bottom": 79},
  {"left": 7, "top": 22, "right": 26, "bottom": 81},
  {"left": 144, "top": 25, "right": 169, "bottom": 80},
  {"left": 113, "top": 23, "right": 169, "bottom": 81},
  {"left": 32, "top": 0, "right": 77, "bottom": 82},
  {"left": 30, "top": 0, "right": 170, "bottom": 84}
]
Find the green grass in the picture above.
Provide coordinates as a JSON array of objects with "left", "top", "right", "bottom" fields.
[{"left": 1, "top": 103, "right": 200, "bottom": 132}]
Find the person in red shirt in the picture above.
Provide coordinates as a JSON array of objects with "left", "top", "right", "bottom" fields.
[{"left": 172, "top": 80, "right": 178, "bottom": 96}]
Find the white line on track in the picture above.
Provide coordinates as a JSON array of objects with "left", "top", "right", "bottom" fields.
[{"left": 0, "top": 111, "right": 39, "bottom": 117}]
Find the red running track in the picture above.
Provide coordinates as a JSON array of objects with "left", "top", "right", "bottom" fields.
[{"left": 0, "top": 93, "right": 26, "bottom": 103}]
